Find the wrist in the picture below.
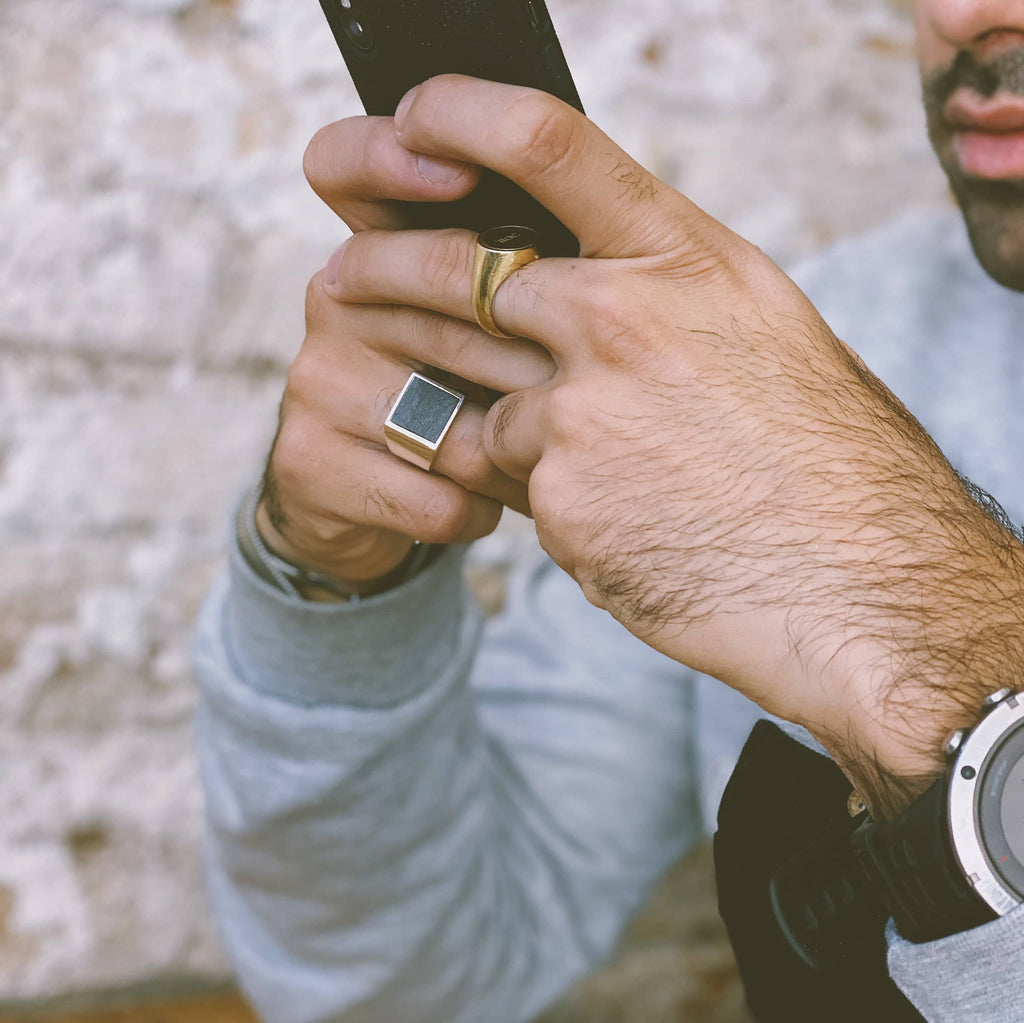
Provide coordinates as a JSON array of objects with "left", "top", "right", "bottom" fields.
[
  {"left": 800, "top": 494, "right": 1024, "bottom": 820},
  {"left": 813, "top": 666, "right": 1024, "bottom": 825},
  {"left": 239, "top": 490, "right": 438, "bottom": 604},
  {"left": 813, "top": 690, "right": 971, "bottom": 821},
  {"left": 254, "top": 499, "right": 415, "bottom": 591}
]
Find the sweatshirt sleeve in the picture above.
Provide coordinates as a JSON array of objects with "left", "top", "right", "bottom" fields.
[
  {"left": 193, "top": 531, "right": 703, "bottom": 1023},
  {"left": 770, "top": 721, "right": 1024, "bottom": 1021},
  {"left": 886, "top": 908, "right": 1024, "bottom": 1020}
]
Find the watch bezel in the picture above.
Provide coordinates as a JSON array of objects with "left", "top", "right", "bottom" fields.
[{"left": 948, "top": 692, "right": 1024, "bottom": 916}]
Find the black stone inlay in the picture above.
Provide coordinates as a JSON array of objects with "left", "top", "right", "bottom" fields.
[{"left": 391, "top": 377, "right": 461, "bottom": 445}]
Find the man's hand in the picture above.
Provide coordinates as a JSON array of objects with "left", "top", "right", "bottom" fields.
[
  {"left": 327, "top": 75, "right": 1024, "bottom": 816},
  {"left": 259, "top": 109, "right": 554, "bottom": 587}
]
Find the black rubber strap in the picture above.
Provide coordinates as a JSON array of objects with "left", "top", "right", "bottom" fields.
[
  {"left": 769, "top": 810, "right": 890, "bottom": 970},
  {"left": 851, "top": 779, "right": 997, "bottom": 944},
  {"left": 769, "top": 769, "right": 998, "bottom": 970},
  {"left": 723, "top": 721, "right": 923, "bottom": 1019}
]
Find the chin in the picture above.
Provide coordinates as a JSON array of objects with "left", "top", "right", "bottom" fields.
[{"left": 950, "top": 175, "right": 1024, "bottom": 292}]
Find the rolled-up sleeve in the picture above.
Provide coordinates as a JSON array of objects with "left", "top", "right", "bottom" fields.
[{"left": 194, "top": 535, "right": 703, "bottom": 1023}]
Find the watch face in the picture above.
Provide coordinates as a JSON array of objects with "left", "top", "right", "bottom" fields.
[{"left": 977, "top": 724, "right": 1024, "bottom": 898}]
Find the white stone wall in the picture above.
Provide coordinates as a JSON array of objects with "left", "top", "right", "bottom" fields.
[{"left": 0, "top": 0, "right": 949, "bottom": 1001}]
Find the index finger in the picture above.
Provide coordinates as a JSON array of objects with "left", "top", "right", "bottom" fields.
[
  {"left": 393, "top": 75, "right": 700, "bottom": 259},
  {"left": 304, "top": 115, "right": 483, "bottom": 232}
]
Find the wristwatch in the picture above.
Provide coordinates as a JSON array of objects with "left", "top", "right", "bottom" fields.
[
  {"left": 852, "top": 688, "right": 1024, "bottom": 943},
  {"left": 771, "top": 689, "right": 1024, "bottom": 967}
]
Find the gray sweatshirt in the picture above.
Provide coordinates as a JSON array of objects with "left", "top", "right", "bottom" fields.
[{"left": 194, "top": 214, "right": 1024, "bottom": 1023}]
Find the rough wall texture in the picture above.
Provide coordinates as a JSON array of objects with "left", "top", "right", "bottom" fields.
[{"left": 0, "top": 0, "right": 950, "bottom": 1005}]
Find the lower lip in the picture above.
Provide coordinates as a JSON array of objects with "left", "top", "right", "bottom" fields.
[{"left": 955, "top": 130, "right": 1024, "bottom": 179}]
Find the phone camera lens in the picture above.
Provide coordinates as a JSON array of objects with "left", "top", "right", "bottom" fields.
[
  {"left": 337, "top": 1, "right": 373, "bottom": 52},
  {"left": 348, "top": 17, "right": 372, "bottom": 49}
]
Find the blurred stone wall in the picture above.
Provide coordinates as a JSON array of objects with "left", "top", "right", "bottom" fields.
[{"left": 0, "top": 0, "right": 950, "bottom": 1004}]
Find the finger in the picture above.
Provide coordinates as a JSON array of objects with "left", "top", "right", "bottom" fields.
[
  {"left": 311, "top": 262, "right": 535, "bottom": 389},
  {"left": 304, "top": 115, "right": 482, "bottom": 231},
  {"left": 431, "top": 401, "right": 531, "bottom": 517},
  {"left": 326, "top": 227, "right": 482, "bottom": 319},
  {"left": 325, "top": 232, "right": 608, "bottom": 367},
  {"left": 274, "top": 420, "right": 505, "bottom": 546},
  {"left": 482, "top": 387, "right": 550, "bottom": 484},
  {"left": 345, "top": 302, "right": 555, "bottom": 394},
  {"left": 288, "top": 335, "right": 531, "bottom": 515},
  {"left": 393, "top": 76, "right": 699, "bottom": 259}
]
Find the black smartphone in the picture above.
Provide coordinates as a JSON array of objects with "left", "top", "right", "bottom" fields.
[{"left": 316, "top": 0, "right": 584, "bottom": 257}]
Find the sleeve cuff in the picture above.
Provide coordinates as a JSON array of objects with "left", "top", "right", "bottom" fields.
[
  {"left": 225, "top": 529, "right": 473, "bottom": 710},
  {"left": 887, "top": 903, "right": 1024, "bottom": 1020}
]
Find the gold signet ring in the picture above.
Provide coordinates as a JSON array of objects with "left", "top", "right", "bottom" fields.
[{"left": 472, "top": 226, "right": 542, "bottom": 338}]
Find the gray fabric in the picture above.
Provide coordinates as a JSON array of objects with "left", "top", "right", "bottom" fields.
[
  {"left": 194, "top": 211, "right": 1024, "bottom": 1022},
  {"left": 196, "top": 534, "right": 711, "bottom": 1023}
]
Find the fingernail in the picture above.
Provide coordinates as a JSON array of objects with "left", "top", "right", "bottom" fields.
[
  {"left": 324, "top": 238, "right": 350, "bottom": 289},
  {"left": 416, "top": 155, "right": 464, "bottom": 185},
  {"left": 394, "top": 85, "right": 420, "bottom": 132}
]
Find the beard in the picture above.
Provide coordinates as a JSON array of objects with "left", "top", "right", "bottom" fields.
[{"left": 923, "top": 47, "right": 1024, "bottom": 292}]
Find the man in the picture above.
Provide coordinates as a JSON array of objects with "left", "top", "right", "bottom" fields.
[{"left": 194, "top": 1, "right": 1024, "bottom": 1020}]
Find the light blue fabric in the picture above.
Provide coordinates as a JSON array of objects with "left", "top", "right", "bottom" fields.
[{"left": 194, "top": 212, "right": 1024, "bottom": 1022}]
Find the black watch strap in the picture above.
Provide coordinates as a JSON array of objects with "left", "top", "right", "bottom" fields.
[
  {"left": 769, "top": 808, "right": 890, "bottom": 971},
  {"left": 770, "top": 777, "right": 999, "bottom": 969},
  {"left": 851, "top": 778, "right": 997, "bottom": 944}
]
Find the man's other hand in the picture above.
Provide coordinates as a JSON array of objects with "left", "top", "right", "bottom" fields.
[{"left": 328, "top": 74, "right": 1024, "bottom": 816}]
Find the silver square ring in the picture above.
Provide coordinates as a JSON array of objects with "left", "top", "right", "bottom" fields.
[{"left": 384, "top": 372, "right": 466, "bottom": 472}]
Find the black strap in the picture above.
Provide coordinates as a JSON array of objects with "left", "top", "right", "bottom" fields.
[
  {"left": 852, "top": 779, "right": 996, "bottom": 943},
  {"left": 768, "top": 807, "right": 888, "bottom": 971},
  {"left": 714, "top": 720, "right": 923, "bottom": 1022}
]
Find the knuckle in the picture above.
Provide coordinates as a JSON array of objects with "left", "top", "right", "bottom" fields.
[
  {"left": 432, "top": 314, "right": 476, "bottom": 365},
  {"left": 546, "top": 384, "right": 589, "bottom": 441},
  {"left": 473, "top": 500, "right": 504, "bottom": 540},
  {"left": 304, "top": 271, "right": 332, "bottom": 326},
  {"left": 418, "top": 487, "right": 471, "bottom": 542},
  {"left": 545, "top": 389, "right": 574, "bottom": 440},
  {"left": 424, "top": 229, "right": 472, "bottom": 297},
  {"left": 658, "top": 224, "right": 737, "bottom": 285},
  {"left": 529, "top": 473, "right": 578, "bottom": 567},
  {"left": 302, "top": 124, "right": 335, "bottom": 194},
  {"left": 444, "top": 429, "right": 495, "bottom": 492},
  {"left": 330, "top": 233, "right": 379, "bottom": 298},
  {"left": 527, "top": 461, "right": 558, "bottom": 519},
  {"left": 502, "top": 93, "right": 580, "bottom": 178},
  {"left": 283, "top": 352, "right": 322, "bottom": 408},
  {"left": 723, "top": 236, "right": 778, "bottom": 293},
  {"left": 362, "top": 119, "right": 393, "bottom": 178},
  {"left": 578, "top": 277, "right": 647, "bottom": 363},
  {"left": 269, "top": 412, "right": 319, "bottom": 492},
  {"left": 304, "top": 509, "right": 344, "bottom": 548}
]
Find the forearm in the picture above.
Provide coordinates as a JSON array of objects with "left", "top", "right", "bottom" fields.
[
  {"left": 805, "top": 472, "right": 1024, "bottom": 820},
  {"left": 197, "top": 542, "right": 522, "bottom": 1023},
  {"left": 196, "top": 538, "right": 501, "bottom": 1023},
  {"left": 194, "top": 530, "right": 703, "bottom": 1022}
]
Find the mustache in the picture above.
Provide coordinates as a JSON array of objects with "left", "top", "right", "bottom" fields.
[{"left": 924, "top": 47, "right": 1024, "bottom": 110}]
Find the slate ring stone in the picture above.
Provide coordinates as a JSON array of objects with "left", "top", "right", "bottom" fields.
[
  {"left": 384, "top": 372, "right": 466, "bottom": 472},
  {"left": 472, "top": 226, "right": 542, "bottom": 338}
]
